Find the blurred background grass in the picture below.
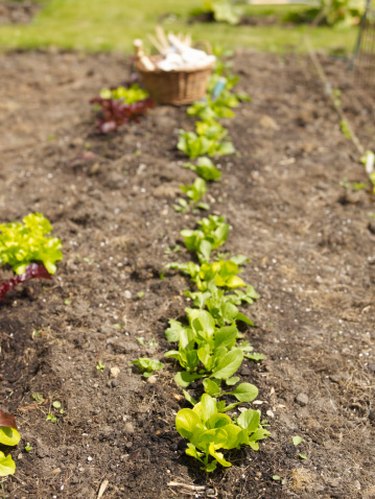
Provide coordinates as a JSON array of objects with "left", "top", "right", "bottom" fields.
[{"left": 0, "top": 0, "right": 358, "bottom": 53}]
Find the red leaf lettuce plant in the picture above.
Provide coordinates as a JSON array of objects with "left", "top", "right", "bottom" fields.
[
  {"left": 90, "top": 83, "right": 154, "bottom": 134},
  {"left": 0, "top": 213, "right": 62, "bottom": 301}
]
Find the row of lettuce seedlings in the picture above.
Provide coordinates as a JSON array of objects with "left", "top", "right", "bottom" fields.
[{"left": 139, "top": 56, "right": 269, "bottom": 473}]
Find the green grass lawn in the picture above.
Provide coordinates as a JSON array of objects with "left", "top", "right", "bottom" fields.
[{"left": 0, "top": 0, "right": 358, "bottom": 53}]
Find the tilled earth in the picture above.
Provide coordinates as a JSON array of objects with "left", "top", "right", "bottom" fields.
[
  {"left": 0, "top": 1, "right": 39, "bottom": 25},
  {"left": 0, "top": 50, "right": 374, "bottom": 499}
]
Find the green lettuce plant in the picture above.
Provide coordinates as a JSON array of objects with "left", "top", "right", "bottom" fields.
[
  {"left": 176, "top": 393, "right": 269, "bottom": 472},
  {"left": 99, "top": 84, "right": 149, "bottom": 104},
  {"left": 183, "top": 157, "right": 222, "bottom": 182},
  {"left": 177, "top": 119, "right": 235, "bottom": 159},
  {"left": 179, "top": 215, "right": 230, "bottom": 263},
  {"left": 165, "top": 307, "right": 260, "bottom": 388},
  {"left": 132, "top": 358, "right": 164, "bottom": 378},
  {"left": 188, "top": 76, "right": 250, "bottom": 122},
  {"left": 0, "top": 410, "right": 21, "bottom": 477},
  {"left": 175, "top": 178, "right": 209, "bottom": 212},
  {"left": 0, "top": 213, "right": 62, "bottom": 275}
]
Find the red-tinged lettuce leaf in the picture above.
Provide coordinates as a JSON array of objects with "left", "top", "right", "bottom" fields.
[
  {"left": 0, "top": 410, "right": 21, "bottom": 448},
  {"left": 0, "top": 409, "right": 21, "bottom": 447},
  {"left": 90, "top": 97, "right": 154, "bottom": 134},
  {"left": 0, "top": 263, "right": 52, "bottom": 302},
  {"left": 0, "top": 410, "right": 17, "bottom": 430}
]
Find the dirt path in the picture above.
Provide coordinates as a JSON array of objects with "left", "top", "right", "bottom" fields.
[{"left": 0, "top": 51, "right": 374, "bottom": 498}]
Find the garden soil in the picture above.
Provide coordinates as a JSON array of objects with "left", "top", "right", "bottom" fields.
[
  {"left": 0, "top": 50, "right": 374, "bottom": 499},
  {"left": 0, "top": 2, "right": 39, "bottom": 25}
]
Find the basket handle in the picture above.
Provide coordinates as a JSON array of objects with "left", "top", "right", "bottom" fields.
[{"left": 133, "top": 39, "right": 155, "bottom": 71}]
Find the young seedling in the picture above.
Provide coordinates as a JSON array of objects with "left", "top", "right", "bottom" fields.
[
  {"left": 186, "top": 282, "right": 257, "bottom": 327},
  {"left": 175, "top": 178, "right": 209, "bottom": 212},
  {"left": 96, "top": 361, "right": 106, "bottom": 373},
  {"left": 183, "top": 157, "right": 222, "bottom": 182},
  {"left": 177, "top": 120, "right": 235, "bottom": 159},
  {"left": 179, "top": 215, "right": 230, "bottom": 263},
  {"left": 132, "top": 358, "right": 164, "bottom": 378},
  {"left": 46, "top": 400, "right": 64, "bottom": 423},
  {"left": 24, "top": 443, "right": 33, "bottom": 453}
]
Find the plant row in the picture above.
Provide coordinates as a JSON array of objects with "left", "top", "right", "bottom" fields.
[{"left": 134, "top": 52, "right": 270, "bottom": 472}]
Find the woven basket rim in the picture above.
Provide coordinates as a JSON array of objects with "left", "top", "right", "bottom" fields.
[{"left": 135, "top": 56, "right": 215, "bottom": 75}]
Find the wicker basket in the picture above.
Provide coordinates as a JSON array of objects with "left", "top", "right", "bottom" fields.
[{"left": 135, "top": 56, "right": 214, "bottom": 106}]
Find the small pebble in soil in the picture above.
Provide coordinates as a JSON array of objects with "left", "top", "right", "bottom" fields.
[
  {"left": 107, "top": 379, "right": 119, "bottom": 388},
  {"left": 147, "top": 375, "right": 157, "bottom": 384},
  {"left": 295, "top": 393, "right": 309, "bottom": 406},
  {"left": 110, "top": 366, "right": 121, "bottom": 378},
  {"left": 124, "top": 422, "right": 135, "bottom": 434},
  {"left": 124, "top": 290, "right": 132, "bottom": 299},
  {"left": 99, "top": 425, "right": 113, "bottom": 441}
]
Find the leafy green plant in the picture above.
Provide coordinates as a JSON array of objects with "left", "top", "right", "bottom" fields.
[
  {"left": 168, "top": 258, "right": 249, "bottom": 291},
  {"left": 165, "top": 307, "right": 259, "bottom": 387},
  {"left": 188, "top": 76, "right": 250, "bottom": 122},
  {"left": 96, "top": 360, "right": 106, "bottom": 373},
  {"left": 166, "top": 311, "right": 262, "bottom": 386},
  {"left": 315, "top": 0, "right": 364, "bottom": 26},
  {"left": 196, "top": 260, "right": 246, "bottom": 290},
  {"left": 99, "top": 84, "right": 149, "bottom": 104},
  {"left": 91, "top": 84, "right": 154, "bottom": 134},
  {"left": 175, "top": 178, "right": 209, "bottom": 212},
  {"left": 199, "top": 0, "right": 244, "bottom": 25},
  {"left": 132, "top": 358, "right": 164, "bottom": 378},
  {"left": 177, "top": 119, "right": 235, "bottom": 159},
  {"left": 0, "top": 410, "right": 21, "bottom": 477},
  {"left": 0, "top": 452, "right": 16, "bottom": 477},
  {"left": 292, "top": 435, "right": 303, "bottom": 446},
  {"left": 175, "top": 393, "right": 269, "bottom": 471},
  {"left": 183, "top": 157, "right": 222, "bottom": 182},
  {"left": 46, "top": 400, "right": 64, "bottom": 423},
  {"left": 186, "top": 282, "right": 258, "bottom": 327},
  {"left": 179, "top": 214, "right": 230, "bottom": 263},
  {"left": 340, "top": 119, "right": 352, "bottom": 140},
  {"left": 46, "top": 412, "right": 58, "bottom": 423},
  {"left": 202, "top": 378, "right": 259, "bottom": 407},
  {"left": 0, "top": 213, "right": 62, "bottom": 302},
  {"left": 0, "top": 213, "right": 62, "bottom": 275},
  {"left": 24, "top": 443, "right": 33, "bottom": 453}
]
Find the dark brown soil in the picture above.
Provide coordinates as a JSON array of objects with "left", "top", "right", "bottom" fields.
[
  {"left": 0, "top": 1, "right": 39, "bottom": 25},
  {"left": 0, "top": 50, "right": 374, "bottom": 499}
]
